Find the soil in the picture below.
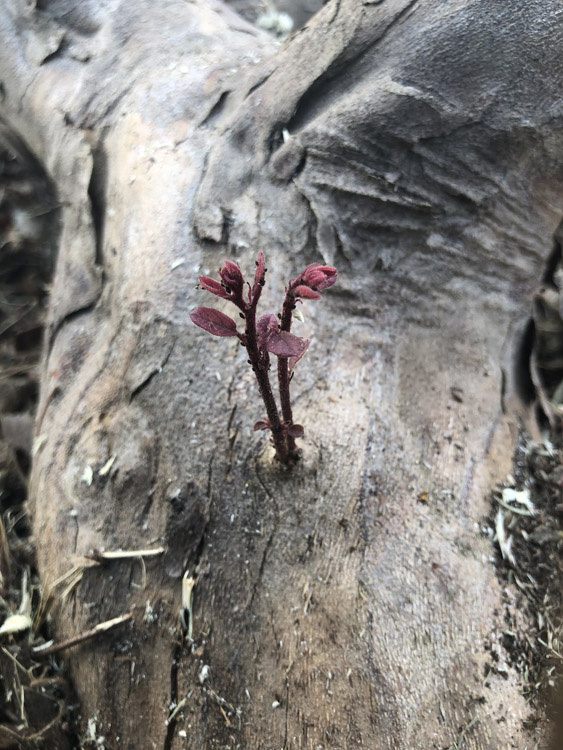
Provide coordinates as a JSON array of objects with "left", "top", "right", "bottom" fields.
[{"left": 486, "top": 435, "right": 563, "bottom": 749}]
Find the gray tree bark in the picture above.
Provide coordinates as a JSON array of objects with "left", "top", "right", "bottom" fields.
[{"left": 1, "top": 0, "right": 562, "bottom": 747}]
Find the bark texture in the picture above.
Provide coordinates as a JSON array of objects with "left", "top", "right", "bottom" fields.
[{"left": 1, "top": 0, "right": 563, "bottom": 747}]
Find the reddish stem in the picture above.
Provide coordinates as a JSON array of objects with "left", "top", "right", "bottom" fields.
[
  {"left": 278, "top": 292, "right": 297, "bottom": 458},
  {"left": 243, "top": 291, "right": 290, "bottom": 464}
]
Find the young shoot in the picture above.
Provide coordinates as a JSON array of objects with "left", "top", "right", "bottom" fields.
[{"left": 190, "top": 253, "right": 337, "bottom": 465}]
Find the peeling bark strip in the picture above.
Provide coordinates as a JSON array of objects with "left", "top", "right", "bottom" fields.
[{"left": 1, "top": 0, "right": 563, "bottom": 746}]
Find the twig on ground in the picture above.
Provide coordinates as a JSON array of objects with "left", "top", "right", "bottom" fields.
[
  {"left": 31, "top": 612, "right": 132, "bottom": 657},
  {"left": 86, "top": 546, "right": 165, "bottom": 562}
]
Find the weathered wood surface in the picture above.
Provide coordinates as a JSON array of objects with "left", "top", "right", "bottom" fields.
[{"left": 1, "top": 0, "right": 563, "bottom": 747}]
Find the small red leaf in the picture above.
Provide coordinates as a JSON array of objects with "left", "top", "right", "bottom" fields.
[
  {"left": 257, "top": 313, "right": 278, "bottom": 350},
  {"left": 253, "top": 419, "right": 271, "bottom": 432},
  {"left": 256, "top": 315, "right": 309, "bottom": 368},
  {"left": 266, "top": 330, "right": 309, "bottom": 358},
  {"left": 287, "top": 424, "right": 304, "bottom": 438},
  {"left": 199, "top": 276, "right": 230, "bottom": 299},
  {"left": 289, "top": 338, "right": 310, "bottom": 374},
  {"left": 190, "top": 307, "right": 239, "bottom": 337}
]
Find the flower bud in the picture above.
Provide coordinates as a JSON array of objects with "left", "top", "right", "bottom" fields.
[
  {"left": 219, "top": 261, "right": 244, "bottom": 299},
  {"left": 301, "top": 263, "right": 337, "bottom": 292},
  {"left": 293, "top": 285, "right": 321, "bottom": 300}
]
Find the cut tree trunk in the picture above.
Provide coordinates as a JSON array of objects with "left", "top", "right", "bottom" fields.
[{"left": 1, "top": 0, "right": 563, "bottom": 747}]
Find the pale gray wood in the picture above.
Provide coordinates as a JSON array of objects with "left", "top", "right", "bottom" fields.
[{"left": 1, "top": 0, "right": 561, "bottom": 746}]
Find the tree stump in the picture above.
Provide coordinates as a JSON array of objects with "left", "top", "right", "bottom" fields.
[{"left": 1, "top": 0, "right": 563, "bottom": 747}]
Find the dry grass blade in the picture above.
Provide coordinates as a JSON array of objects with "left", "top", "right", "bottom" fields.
[{"left": 31, "top": 612, "right": 133, "bottom": 657}]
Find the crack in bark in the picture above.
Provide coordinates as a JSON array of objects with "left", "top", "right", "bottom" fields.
[
  {"left": 248, "top": 461, "right": 279, "bottom": 610},
  {"left": 163, "top": 640, "right": 183, "bottom": 750},
  {"left": 39, "top": 34, "right": 67, "bottom": 66},
  {"left": 47, "top": 297, "right": 100, "bottom": 360},
  {"left": 224, "top": 404, "right": 239, "bottom": 478},
  {"left": 130, "top": 338, "right": 177, "bottom": 402},
  {"left": 198, "top": 90, "right": 231, "bottom": 128},
  {"left": 329, "top": 0, "right": 343, "bottom": 25},
  {"left": 87, "top": 136, "right": 108, "bottom": 268},
  {"left": 248, "top": 526, "right": 275, "bottom": 611},
  {"left": 292, "top": 182, "right": 319, "bottom": 257},
  {"left": 140, "top": 434, "right": 161, "bottom": 522},
  {"left": 71, "top": 513, "right": 79, "bottom": 554},
  {"left": 244, "top": 69, "right": 277, "bottom": 100},
  {"left": 163, "top": 463, "right": 212, "bottom": 750},
  {"left": 500, "top": 367, "right": 507, "bottom": 414}
]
